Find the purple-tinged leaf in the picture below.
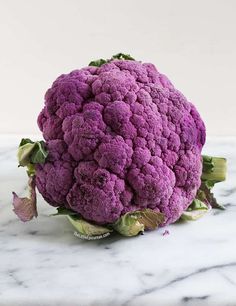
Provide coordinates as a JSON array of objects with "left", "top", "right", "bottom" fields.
[{"left": 12, "top": 177, "right": 37, "bottom": 222}]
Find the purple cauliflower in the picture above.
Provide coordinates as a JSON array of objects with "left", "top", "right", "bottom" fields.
[{"left": 35, "top": 56, "right": 206, "bottom": 226}]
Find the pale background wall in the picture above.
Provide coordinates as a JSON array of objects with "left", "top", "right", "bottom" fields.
[{"left": 0, "top": 0, "right": 235, "bottom": 136}]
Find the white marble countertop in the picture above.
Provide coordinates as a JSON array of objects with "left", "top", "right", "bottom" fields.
[{"left": 0, "top": 135, "right": 236, "bottom": 306}]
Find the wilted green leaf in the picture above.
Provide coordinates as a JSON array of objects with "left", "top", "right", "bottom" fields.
[
  {"left": 12, "top": 176, "right": 38, "bottom": 222},
  {"left": 180, "top": 209, "right": 209, "bottom": 221},
  {"left": 179, "top": 198, "right": 209, "bottom": 221},
  {"left": 67, "top": 216, "right": 113, "bottom": 236},
  {"left": 112, "top": 209, "right": 164, "bottom": 237},
  {"left": 136, "top": 209, "right": 165, "bottom": 230},
  {"left": 112, "top": 212, "right": 144, "bottom": 237}
]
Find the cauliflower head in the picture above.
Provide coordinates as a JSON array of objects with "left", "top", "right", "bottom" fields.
[{"left": 36, "top": 58, "right": 206, "bottom": 225}]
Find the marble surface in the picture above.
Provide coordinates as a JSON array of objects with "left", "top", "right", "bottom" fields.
[{"left": 0, "top": 135, "right": 236, "bottom": 306}]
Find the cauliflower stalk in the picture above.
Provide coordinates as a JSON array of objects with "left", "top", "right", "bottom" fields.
[{"left": 12, "top": 54, "right": 227, "bottom": 238}]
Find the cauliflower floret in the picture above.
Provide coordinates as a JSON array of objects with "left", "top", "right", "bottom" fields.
[{"left": 36, "top": 59, "right": 205, "bottom": 225}]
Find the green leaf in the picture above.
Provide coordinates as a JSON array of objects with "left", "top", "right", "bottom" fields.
[
  {"left": 31, "top": 141, "right": 48, "bottom": 164},
  {"left": 51, "top": 207, "right": 79, "bottom": 216},
  {"left": 112, "top": 209, "right": 164, "bottom": 237},
  {"left": 89, "top": 59, "right": 107, "bottom": 67},
  {"left": 88, "top": 53, "right": 135, "bottom": 67},
  {"left": 197, "top": 182, "right": 225, "bottom": 210},
  {"left": 52, "top": 208, "right": 113, "bottom": 237},
  {"left": 67, "top": 215, "right": 113, "bottom": 236},
  {"left": 186, "top": 199, "right": 208, "bottom": 211},
  {"left": 199, "top": 155, "right": 227, "bottom": 210},
  {"left": 18, "top": 142, "right": 37, "bottom": 167},
  {"left": 17, "top": 138, "right": 48, "bottom": 167},
  {"left": 19, "top": 138, "right": 34, "bottom": 146},
  {"left": 205, "top": 180, "right": 216, "bottom": 189},
  {"left": 111, "top": 53, "right": 135, "bottom": 61},
  {"left": 179, "top": 154, "right": 227, "bottom": 222},
  {"left": 179, "top": 199, "right": 208, "bottom": 222},
  {"left": 202, "top": 155, "right": 215, "bottom": 174},
  {"left": 112, "top": 212, "right": 144, "bottom": 237},
  {"left": 180, "top": 209, "right": 208, "bottom": 221}
]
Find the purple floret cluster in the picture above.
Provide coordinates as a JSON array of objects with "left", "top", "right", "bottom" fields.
[{"left": 36, "top": 59, "right": 206, "bottom": 225}]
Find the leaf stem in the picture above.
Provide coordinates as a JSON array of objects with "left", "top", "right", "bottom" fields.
[{"left": 201, "top": 155, "right": 227, "bottom": 183}]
